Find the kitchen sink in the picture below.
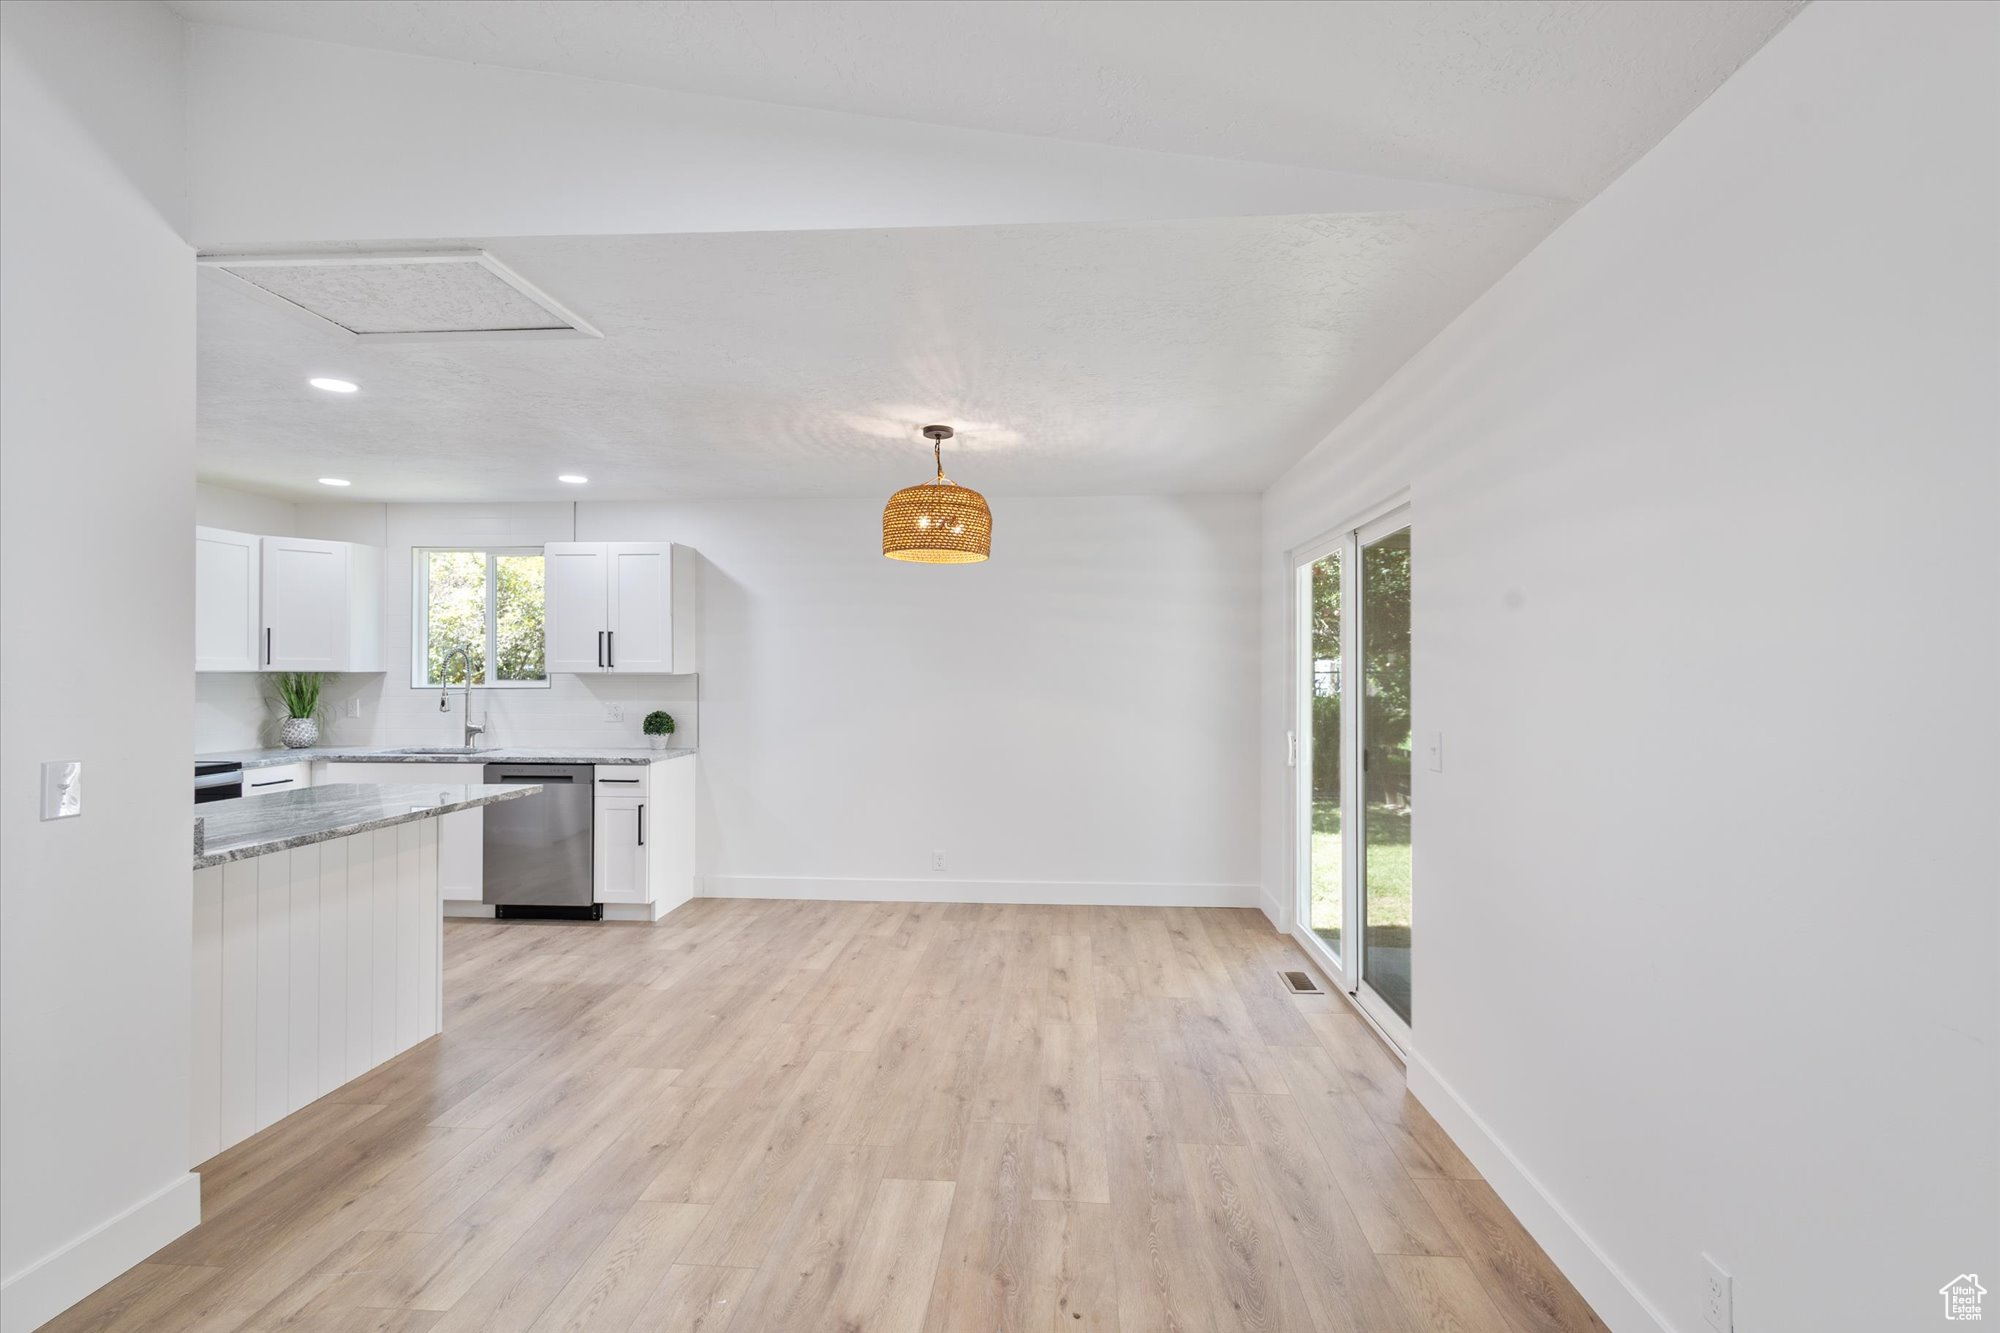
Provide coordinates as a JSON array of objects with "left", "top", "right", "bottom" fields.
[{"left": 382, "top": 746, "right": 498, "bottom": 756}]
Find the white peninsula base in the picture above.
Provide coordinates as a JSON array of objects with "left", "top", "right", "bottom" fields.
[{"left": 190, "top": 821, "right": 441, "bottom": 1164}]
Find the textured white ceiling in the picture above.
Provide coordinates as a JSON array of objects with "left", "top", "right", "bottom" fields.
[
  {"left": 183, "top": 0, "right": 1801, "bottom": 502},
  {"left": 198, "top": 211, "right": 1561, "bottom": 500},
  {"left": 168, "top": 0, "right": 1801, "bottom": 201}
]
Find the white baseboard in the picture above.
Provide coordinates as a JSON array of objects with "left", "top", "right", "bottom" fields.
[
  {"left": 0, "top": 1172, "right": 200, "bottom": 1333},
  {"left": 1258, "top": 882, "right": 1289, "bottom": 933},
  {"left": 602, "top": 901, "right": 668, "bottom": 922},
  {"left": 702, "top": 876, "right": 1258, "bottom": 908},
  {"left": 1405, "top": 1054, "right": 1669, "bottom": 1333},
  {"left": 442, "top": 901, "right": 495, "bottom": 918}
]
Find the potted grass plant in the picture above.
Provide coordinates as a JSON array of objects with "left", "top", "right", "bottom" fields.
[
  {"left": 642, "top": 710, "right": 676, "bottom": 751},
  {"left": 271, "top": 671, "right": 330, "bottom": 749}
]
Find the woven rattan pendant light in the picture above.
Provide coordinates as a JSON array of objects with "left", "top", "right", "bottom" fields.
[{"left": 882, "top": 424, "right": 992, "bottom": 563}]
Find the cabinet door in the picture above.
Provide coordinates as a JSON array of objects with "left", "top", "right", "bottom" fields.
[
  {"left": 196, "top": 527, "right": 263, "bottom": 672},
  {"left": 261, "top": 537, "right": 348, "bottom": 671},
  {"left": 543, "top": 543, "right": 609, "bottom": 674},
  {"left": 606, "top": 543, "right": 674, "bottom": 673},
  {"left": 592, "top": 795, "right": 648, "bottom": 903}
]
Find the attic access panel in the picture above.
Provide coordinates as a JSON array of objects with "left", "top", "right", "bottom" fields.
[{"left": 197, "top": 250, "right": 601, "bottom": 342}]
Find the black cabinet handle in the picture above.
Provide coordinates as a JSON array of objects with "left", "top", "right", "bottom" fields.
[
  {"left": 250, "top": 778, "right": 291, "bottom": 788},
  {"left": 606, "top": 631, "right": 614, "bottom": 669},
  {"left": 265, "top": 628, "right": 273, "bottom": 665},
  {"left": 596, "top": 631, "right": 605, "bottom": 668},
  {"left": 637, "top": 802, "right": 645, "bottom": 846}
]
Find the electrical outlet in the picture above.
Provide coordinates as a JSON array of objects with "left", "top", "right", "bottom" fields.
[
  {"left": 931, "top": 850, "right": 947, "bottom": 872},
  {"left": 603, "top": 702, "right": 624, "bottom": 723},
  {"left": 1701, "top": 1254, "right": 1732, "bottom": 1332},
  {"left": 345, "top": 697, "right": 361, "bottom": 719},
  {"left": 1424, "top": 731, "right": 1444, "bottom": 773}
]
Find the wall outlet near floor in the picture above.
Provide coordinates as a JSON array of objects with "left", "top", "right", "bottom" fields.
[
  {"left": 1701, "top": 1253, "right": 1732, "bottom": 1331},
  {"left": 931, "top": 849, "right": 947, "bottom": 872},
  {"left": 603, "top": 702, "right": 624, "bottom": 723}
]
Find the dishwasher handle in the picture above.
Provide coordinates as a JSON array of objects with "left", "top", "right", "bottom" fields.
[{"left": 495, "top": 773, "right": 574, "bottom": 783}]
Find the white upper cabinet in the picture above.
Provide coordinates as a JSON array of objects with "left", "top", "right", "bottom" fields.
[
  {"left": 608, "top": 543, "right": 677, "bottom": 673},
  {"left": 195, "top": 526, "right": 263, "bottom": 671},
  {"left": 542, "top": 543, "right": 610, "bottom": 673},
  {"left": 258, "top": 536, "right": 383, "bottom": 672},
  {"left": 543, "top": 541, "right": 698, "bottom": 674}
]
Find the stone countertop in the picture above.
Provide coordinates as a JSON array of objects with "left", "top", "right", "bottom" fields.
[
  {"left": 194, "top": 782, "right": 541, "bottom": 869},
  {"left": 196, "top": 745, "right": 697, "bottom": 770}
]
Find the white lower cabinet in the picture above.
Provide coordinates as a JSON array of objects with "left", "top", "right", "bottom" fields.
[
  {"left": 593, "top": 794, "right": 647, "bottom": 904},
  {"left": 310, "top": 758, "right": 696, "bottom": 916},
  {"left": 593, "top": 761, "right": 696, "bottom": 916},
  {"left": 312, "top": 762, "right": 483, "bottom": 903},
  {"left": 242, "top": 763, "right": 310, "bottom": 794}
]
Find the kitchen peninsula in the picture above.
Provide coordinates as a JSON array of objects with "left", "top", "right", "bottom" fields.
[{"left": 190, "top": 782, "right": 537, "bottom": 1164}]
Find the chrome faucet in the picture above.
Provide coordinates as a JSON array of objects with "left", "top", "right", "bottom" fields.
[{"left": 438, "top": 645, "right": 486, "bottom": 749}]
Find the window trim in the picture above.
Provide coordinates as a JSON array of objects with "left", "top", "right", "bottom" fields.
[{"left": 411, "top": 546, "right": 551, "bottom": 689}]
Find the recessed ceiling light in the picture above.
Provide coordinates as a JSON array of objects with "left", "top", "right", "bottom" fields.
[
  {"left": 558, "top": 474, "right": 589, "bottom": 484},
  {"left": 309, "top": 377, "right": 358, "bottom": 393},
  {"left": 317, "top": 477, "right": 351, "bottom": 487}
]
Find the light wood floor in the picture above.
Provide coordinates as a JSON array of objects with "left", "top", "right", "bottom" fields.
[{"left": 47, "top": 900, "right": 1605, "bottom": 1333}]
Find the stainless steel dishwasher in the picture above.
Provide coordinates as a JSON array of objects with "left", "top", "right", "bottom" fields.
[{"left": 481, "top": 763, "right": 598, "bottom": 919}]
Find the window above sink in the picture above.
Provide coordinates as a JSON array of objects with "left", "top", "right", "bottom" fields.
[{"left": 414, "top": 548, "right": 548, "bottom": 690}]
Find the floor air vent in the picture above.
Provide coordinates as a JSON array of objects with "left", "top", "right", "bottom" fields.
[{"left": 1280, "top": 969, "right": 1323, "bottom": 995}]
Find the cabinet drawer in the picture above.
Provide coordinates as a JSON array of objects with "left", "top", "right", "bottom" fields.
[
  {"left": 244, "top": 763, "right": 309, "bottom": 792},
  {"left": 594, "top": 767, "right": 649, "bottom": 797}
]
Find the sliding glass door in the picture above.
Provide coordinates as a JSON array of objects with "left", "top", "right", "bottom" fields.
[
  {"left": 1295, "top": 507, "right": 1413, "bottom": 1046},
  {"left": 1358, "top": 520, "right": 1412, "bottom": 1030},
  {"left": 1301, "top": 550, "right": 1345, "bottom": 957}
]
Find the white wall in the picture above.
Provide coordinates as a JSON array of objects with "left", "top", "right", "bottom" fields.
[
  {"left": 195, "top": 479, "right": 294, "bottom": 536},
  {"left": 0, "top": 4, "right": 200, "bottom": 1330},
  {"left": 586, "top": 497, "right": 1261, "bottom": 902},
  {"left": 1257, "top": 4, "right": 1998, "bottom": 1332},
  {"left": 200, "top": 493, "right": 1262, "bottom": 903}
]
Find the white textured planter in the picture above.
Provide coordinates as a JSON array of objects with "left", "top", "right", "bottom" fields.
[
  {"left": 280, "top": 717, "right": 319, "bottom": 749},
  {"left": 647, "top": 733, "right": 671, "bottom": 751}
]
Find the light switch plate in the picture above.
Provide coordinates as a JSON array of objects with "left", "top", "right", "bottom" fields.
[
  {"left": 41, "top": 760, "right": 82, "bottom": 819},
  {"left": 345, "top": 697, "right": 362, "bottom": 719}
]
